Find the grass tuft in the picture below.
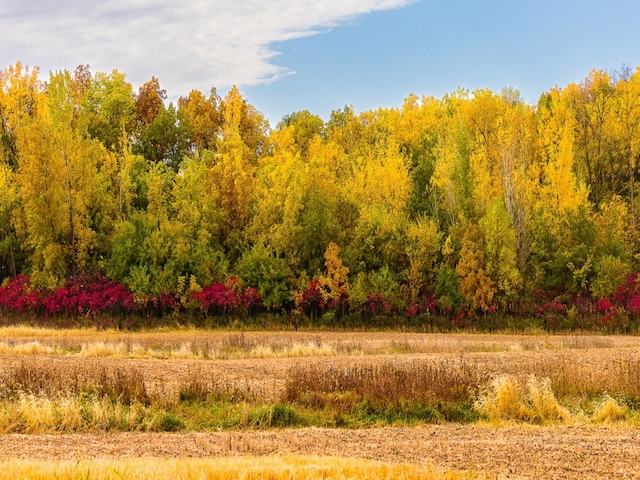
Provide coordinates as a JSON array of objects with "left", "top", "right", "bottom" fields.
[
  {"left": 474, "top": 375, "right": 569, "bottom": 424},
  {"left": 591, "top": 395, "right": 628, "bottom": 423}
]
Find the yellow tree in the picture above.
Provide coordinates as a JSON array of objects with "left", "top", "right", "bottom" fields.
[
  {"left": 564, "top": 70, "right": 618, "bottom": 207},
  {"left": 403, "top": 216, "right": 441, "bottom": 304},
  {"left": 171, "top": 152, "right": 227, "bottom": 286},
  {"left": 496, "top": 98, "right": 539, "bottom": 271},
  {"left": 613, "top": 66, "right": 640, "bottom": 231},
  {"left": 177, "top": 89, "right": 223, "bottom": 153},
  {"left": 247, "top": 125, "right": 305, "bottom": 266},
  {"left": 533, "top": 89, "right": 596, "bottom": 292},
  {"left": 591, "top": 196, "right": 632, "bottom": 297},
  {"left": 343, "top": 109, "right": 411, "bottom": 273},
  {"left": 431, "top": 90, "right": 475, "bottom": 226},
  {"left": 211, "top": 87, "right": 259, "bottom": 253},
  {"left": 13, "top": 70, "right": 109, "bottom": 286},
  {"left": 536, "top": 86, "right": 591, "bottom": 216},
  {"left": 249, "top": 125, "right": 345, "bottom": 274},
  {"left": 277, "top": 110, "right": 325, "bottom": 155},
  {"left": 318, "top": 242, "right": 350, "bottom": 308},
  {"left": 466, "top": 89, "right": 506, "bottom": 212},
  {"left": 478, "top": 198, "right": 522, "bottom": 302},
  {"left": 0, "top": 63, "right": 42, "bottom": 169},
  {"left": 456, "top": 223, "right": 495, "bottom": 311}
]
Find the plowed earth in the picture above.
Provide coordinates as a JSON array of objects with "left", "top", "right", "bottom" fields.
[
  {"left": 1, "top": 331, "right": 640, "bottom": 479},
  {"left": 1, "top": 425, "right": 639, "bottom": 479}
]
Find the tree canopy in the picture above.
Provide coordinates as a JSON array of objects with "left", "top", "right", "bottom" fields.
[{"left": 2, "top": 62, "right": 640, "bottom": 326}]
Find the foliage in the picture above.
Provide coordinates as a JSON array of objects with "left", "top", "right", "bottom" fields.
[
  {"left": 317, "top": 242, "right": 350, "bottom": 311},
  {"left": 190, "top": 277, "right": 261, "bottom": 316},
  {"left": 235, "top": 243, "right": 291, "bottom": 310},
  {"left": 2, "top": 62, "right": 640, "bottom": 328}
]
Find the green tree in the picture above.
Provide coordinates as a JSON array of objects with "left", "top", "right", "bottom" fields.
[
  {"left": 478, "top": 198, "right": 521, "bottom": 303},
  {"left": 83, "top": 70, "right": 137, "bottom": 151},
  {"left": 236, "top": 243, "right": 291, "bottom": 309},
  {"left": 0, "top": 163, "right": 19, "bottom": 279}
]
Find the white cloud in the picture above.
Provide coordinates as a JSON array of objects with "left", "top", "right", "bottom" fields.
[{"left": 0, "top": 0, "right": 414, "bottom": 96}]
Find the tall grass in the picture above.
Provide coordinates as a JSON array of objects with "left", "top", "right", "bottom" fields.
[
  {"left": 283, "top": 360, "right": 484, "bottom": 424},
  {"left": 0, "top": 362, "right": 150, "bottom": 404},
  {"left": 285, "top": 360, "right": 483, "bottom": 407},
  {"left": 2, "top": 330, "right": 640, "bottom": 430},
  {"left": 473, "top": 375, "right": 570, "bottom": 424},
  {"left": 0, "top": 336, "right": 362, "bottom": 360},
  {"left": 2, "top": 326, "right": 637, "bottom": 360},
  {"left": 0, "top": 394, "right": 156, "bottom": 433}
]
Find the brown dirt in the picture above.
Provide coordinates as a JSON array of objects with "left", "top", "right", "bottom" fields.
[
  {"left": 0, "top": 425, "right": 639, "bottom": 479},
  {"left": 2, "top": 331, "right": 640, "bottom": 478}
]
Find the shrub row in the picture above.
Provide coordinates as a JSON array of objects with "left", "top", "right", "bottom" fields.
[{"left": 3, "top": 272, "right": 640, "bottom": 331}]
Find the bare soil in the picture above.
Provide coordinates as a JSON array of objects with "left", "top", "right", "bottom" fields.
[
  {"left": 2, "top": 331, "right": 640, "bottom": 478},
  {"left": 0, "top": 425, "right": 639, "bottom": 479}
]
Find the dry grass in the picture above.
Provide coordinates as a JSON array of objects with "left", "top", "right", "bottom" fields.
[
  {"left": 0, "top": 336, "right": 363, "bottom": 360},
  {"left": 2, "top": 326, "right": 639, "bottom": 361},
  {"left": 591, "top": 395, "right": 629, "bottom": 423},
  {"left": 0, "top": 394, "right": 155, "bottom": 433},
  {"left": 2, "top": 329, "right": 640, "bottom": 430},
  {"left": 285, "top": 359, "right": 483, "bottom": 409},
  {"left": 0, "top": 361, "right": 150, "bottom": 404},
  {"left": 474, "top": 375, "right": 570, "bottom": 424},
  {"left": 0, "top": 456, "right": 489, "bottom": 480}
]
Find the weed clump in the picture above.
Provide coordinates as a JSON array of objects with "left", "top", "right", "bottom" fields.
[
  {"left": 591, "top": 395, "right": 628, "bottom": 423},
  {"left": 474, "top": 375, "right": 569, "bottom": 424},
  {"left": 284, "top": 361, "right": 481, "bottom": 424}
]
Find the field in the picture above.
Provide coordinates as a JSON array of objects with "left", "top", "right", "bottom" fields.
[{"left": 1, "top": 328, "right": 640, "bottom": 478}]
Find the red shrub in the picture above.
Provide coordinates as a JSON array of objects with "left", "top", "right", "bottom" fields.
[
  {"left": 296, "top": 279, "right": 325, "bottom": 317},
  {"left": 0, "top": 276, "right": 44, "bottom": 314},
  {"left": 41, "top": 275, "right": 136, "bottom": 316},
  {"left": 191, "top": 277, "right": 262, "bottom": 315}
]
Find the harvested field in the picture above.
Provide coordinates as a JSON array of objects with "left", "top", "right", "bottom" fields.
[
  {"left": 0, "top": 426, "right": 639, "bottom": 479},
  {"left": 1, "top": 329, "right": 640, "bottom": 478}
]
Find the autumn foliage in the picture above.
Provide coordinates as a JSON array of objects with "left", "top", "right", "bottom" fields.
[{"left": 3, "top": 62, "right": 640, "bottom": 329}]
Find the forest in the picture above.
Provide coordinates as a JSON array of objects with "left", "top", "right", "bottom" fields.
[{"left": 1, "top": 62, "right": 640, "bottom": 329}]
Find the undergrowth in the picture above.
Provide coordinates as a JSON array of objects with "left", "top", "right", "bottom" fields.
[{"left": 1, "top": 348, "right": 640, "bottom": 432}]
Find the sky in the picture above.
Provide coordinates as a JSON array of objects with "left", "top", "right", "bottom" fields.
[{"left": 2, "top": 0, "right": 640, "bottom": 125}]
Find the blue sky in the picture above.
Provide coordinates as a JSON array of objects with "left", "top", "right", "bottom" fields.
[
  {"left": 2, "top": 0, "right": 640, "bottom": 125},
  {"left": 246, "top": 0, "right": 640, "bottom": 123}
]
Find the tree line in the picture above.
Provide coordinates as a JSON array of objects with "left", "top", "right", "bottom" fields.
[{"left": 1, "top": 62, "right": 640, "bottom": 327}]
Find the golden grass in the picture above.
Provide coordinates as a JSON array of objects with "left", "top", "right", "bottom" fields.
[
  {"left": 0, "top": 330, "right": 362, "bottom": 360},
  {"left": 474, "top": 375, "right": 570, "bottom": 424},
  {"left": 0, "top": 393, "right": 156, "bottom": 434},
  {"left": 591, "top": 395, "right": 629, "bottom": 423},
  {"left": 2, "top": 326, "right": 639, "bottom": 361},
  {"left": 3, "top": 328, "right": 640, "bottom": 429},
  {"left": 0, "top": 341, "right": 56, "bottom": 355},
  {"left": 0, "top": 325, "right": 105, "bottom": 338},
  {"left": 0, "top": 456, "right": 489, "bottom": 480}
]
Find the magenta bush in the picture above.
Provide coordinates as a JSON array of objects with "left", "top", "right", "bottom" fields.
[
  {"left": 41, "top": 275, "right": 136, "bottom": 316},
  {"left": 191, "top": 277, "right": 262, "bottom": 315},
  {"left": 0, "top": 275, "right": 43, "bottom": 314},
  {"left": 296, "top": 279, "right": 325, "bottom": 317}
]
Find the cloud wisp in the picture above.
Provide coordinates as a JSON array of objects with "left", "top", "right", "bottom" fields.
[{"left": 0, "top": 0, "right": 414, "bottom": 95}]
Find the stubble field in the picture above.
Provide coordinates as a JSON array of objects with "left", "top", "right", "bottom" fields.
[{"left": 1, "top": 327, "right": 640, "bottom": 479}]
